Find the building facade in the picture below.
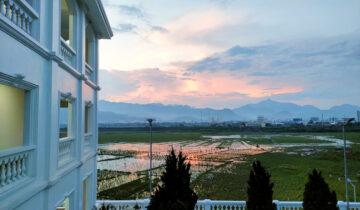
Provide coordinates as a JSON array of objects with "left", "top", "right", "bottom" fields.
[{"left": 0, "top": 0, "right": 112, "bottom": 209}]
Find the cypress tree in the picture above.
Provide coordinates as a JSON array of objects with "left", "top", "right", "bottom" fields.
[
  {"left": 246, "top": 161, "right": 277, "bottom": 210},
  {"left": 147, "top": 148, "right": 198, "bottom": 210},
  {"left": 303, "top": 169, "right": 339, "bottom": 210}
]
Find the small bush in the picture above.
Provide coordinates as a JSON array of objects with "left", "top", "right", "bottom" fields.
[
  {"left": 303, "top": 169, "right": 339, "bottom": 210},
  {"left": 147, "top": 148, "right": 198, "bottom": 210},
  {"left": 246, "top": 161, "right": 276, "bottom": 210}
]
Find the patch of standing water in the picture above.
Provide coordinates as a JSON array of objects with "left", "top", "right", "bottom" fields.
[
  {"left": 97, "top": 157, "right": 164, "bottom": 172},
  {"left": 203, "top": 134, "right": 353, "bottom": 147}
]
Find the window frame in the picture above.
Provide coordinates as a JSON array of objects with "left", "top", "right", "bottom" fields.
[
  {"left": 59, "top": 92, "right": 76, "bottom": 140},
  {"left": 0, "top": 73, "right": 38, "bottom": 150},
  {"left": 84, "top": 101, "right": 93, "bottom": 135},
  {"left": 85, "top": 23, "right": 96, "bottom": 67},
  {"left": 60, "top": 0, "right": 77, "bottom": 50}
]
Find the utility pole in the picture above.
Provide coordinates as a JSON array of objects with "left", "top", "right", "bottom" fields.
[
  {"left": 147, "top": 118, "right": 155, "bottom": 197},
  {"left": 343, "top": 118, "right": 354, "bottom": 210}
]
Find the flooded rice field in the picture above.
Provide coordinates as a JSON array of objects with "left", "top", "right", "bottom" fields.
[{"left": 96, "top": 133, "right": 350, "bottom": 199}]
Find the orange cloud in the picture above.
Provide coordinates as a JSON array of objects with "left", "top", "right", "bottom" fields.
[{"left": 100, "top": 68, "right": 303, "bottom": 108}]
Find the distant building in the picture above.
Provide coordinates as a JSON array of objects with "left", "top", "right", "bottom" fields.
[
  {"left": 257, "top": 116, "right": 266, "bottom": 123},
  {"left": 310, "top": 117, "right": 319, "bottom": 122},
  {"left": 357, "top": 111, "right": 360, "bottom": 122}
]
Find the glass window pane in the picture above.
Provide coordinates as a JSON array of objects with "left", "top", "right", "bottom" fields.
[
  {"left": 85, "top": 106, "right": 89, "bottom": 133},
  {"left": 0, "top": 83, "right": 25, "bottom": 151},
  {"left": 61, "top": 0, "right": 74, "bottom": 46},
  {"left": 60, "top": 100, "right": 72, "bottom": 138}
]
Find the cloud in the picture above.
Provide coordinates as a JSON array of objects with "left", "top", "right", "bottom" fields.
[
  {"left": 151, "top": 26, "right": 168, "bottom": 33},
  {"left": 247, "top": 72, "right": 278, "bottom": 77},
  {"left": 187, "top": 57, "right": 252, "bottom": 72},
  {"left": 100, "top": 35, "right": 360, "bottom": 109},
  {"left": 248, "top": 80, "right": 261, "bottom": 85},
  {"left": 114, "top": 5, "right": 147, "bottom": 19},
  {"left": 112, "top": 24, "right": 138, "bottom": 33}
]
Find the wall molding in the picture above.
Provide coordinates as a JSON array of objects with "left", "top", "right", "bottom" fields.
[{"left": 0, "top": 18, "right": 99, "bottom": 91}]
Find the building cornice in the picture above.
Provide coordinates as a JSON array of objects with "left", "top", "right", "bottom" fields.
[
  {"left": 80, "top": 0, "right": 113, "bottom": 39},
  {"left": 0, "top": 19, "right": 101, "bottom": 91}
]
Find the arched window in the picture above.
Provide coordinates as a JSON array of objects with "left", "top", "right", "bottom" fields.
[{"left": 61, "top": 0, "right": 75, "bottom": 47}]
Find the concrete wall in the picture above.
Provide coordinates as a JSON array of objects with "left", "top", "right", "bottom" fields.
[{"left": 0, "top": 0, "right": 104, "bottom": 209}]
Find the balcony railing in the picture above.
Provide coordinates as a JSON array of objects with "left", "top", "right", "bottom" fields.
[
  {"left": 60, "top": 38, "right": 76, "bottom": 66},
  {"left": 58, "top": 137, "right": 74, "bottom": 165},
  {"left": 96, "top": 199, "right": 360, "bottom": 210},
  {"left": 85, "top": 63, "right": 94, "bottom": 82},
  {"left": 0, "top": 145, "right": 35, "bottom": 192},
  {"left": 0, "top": 0, "right": 38, "bottom": 35}
]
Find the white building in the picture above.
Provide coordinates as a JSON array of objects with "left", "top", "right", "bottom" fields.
[{"left": 0, "top": 0, "right": 112, "bottom": 209}]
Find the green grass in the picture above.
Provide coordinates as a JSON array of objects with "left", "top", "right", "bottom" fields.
[
  {"left": 271, "top": 136, "right": 331, "bottom": 144},
  {"left": 330, "top": 132, "right": 360, "bottom": 143},
  {"left": 97, "top": 129, "right": 360, "bottom": 201},
  {"left": 98, "top": 131, "right": 204, "bottom": 144},
  {"left": 98, "top": 176, "right": 155, "bottom": 200},
  {"left": 191, "top": 144, "right": 360, "bottom": 201}
]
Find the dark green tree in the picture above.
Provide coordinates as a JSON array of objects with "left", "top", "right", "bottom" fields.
[
  {"left": 147, "top": 148, "right": 198, "bottom": 210},
  {"left": 303, "top": 169, "right": 339, "bottom": 210},
  {"left": 246, "top": 161, "right": 277, "bottom": 210}
]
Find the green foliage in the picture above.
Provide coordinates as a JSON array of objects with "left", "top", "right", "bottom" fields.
[
  {"left": 148, "top": 149, "right": 198, "bottom": 210},
  {"left": 303, "top": 169, "right": 339, "bottom": 210},
  {"left": 246, "top": 161, "right": 277, "bottom": 210},
  {"left": 98, "top": 131, "right": 204, "bottom": 144}
]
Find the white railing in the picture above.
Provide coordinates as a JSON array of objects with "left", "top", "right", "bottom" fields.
[
  {"left": 0, "top": 145, "right": 35, "bottom": 191},
  {"left": 58, "top": 137, "right": 74, "bottom": 165},
  {"left": 84, "top": 133, "right": 92, "bottom": 146},
  {"left": 0, "top": 0, "right": 38, "bottom": 35},
  {"left": 85, "top": 63, "right": 94, "bottom": 81},
  {"left": 60, "top": 38, "right": 76, "bottom": 66},
  {"left": 196, "top": 199, "right": 245, "bottom": 210},
  {"left": 96, "top": 200, "right": 360, "bottom": 210}
]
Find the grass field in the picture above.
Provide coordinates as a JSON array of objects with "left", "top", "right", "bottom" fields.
[
  {"left": 97, "top": 129, "right": 360, "bottom": 201},
  {"left": 192, "top": 144, "right": 360, "bottom": 201},
  {"left": 98, "top": 130, "right": 357, "bottom": 144},
  {"left": 99, "top": 131, "right": 205, "bottom": 144}
]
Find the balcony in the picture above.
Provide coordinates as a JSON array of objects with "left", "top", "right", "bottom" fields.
[
  {"left": 85, "top": 63, "right": 94, "bottom": 82},
  {"left": 60, "top": 37, "right": 76, "bottom": 67},
  {"left": 58, "top": 137, "right": 75, "bottom": 166},
  {"left": 0, "top": 0, "right": 38, "bottom": 36},
  {"left": 96, "top": 199, "right": 360, "bottom": 210},
  {"left": 84, "top": 133, "right": 93, "bottom": 154},
  {"left": 0, "top": 145, "right": 35, "bottom": 193}
]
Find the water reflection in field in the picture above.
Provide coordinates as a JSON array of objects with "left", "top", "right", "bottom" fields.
[{"left": 97, "top": 133, "right": 347, "bottom": 199}]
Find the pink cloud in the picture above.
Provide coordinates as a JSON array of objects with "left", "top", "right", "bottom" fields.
[{"left": 100, "top": 68, "right": 303, "bottom": 108}]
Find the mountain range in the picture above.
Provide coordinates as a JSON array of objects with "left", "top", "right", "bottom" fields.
[{"left": 98, "top": 99, "right": 360, "bottom": 123}]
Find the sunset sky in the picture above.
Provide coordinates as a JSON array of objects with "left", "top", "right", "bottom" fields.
[{"left": 98, "top": 0, "right": 360, "bottom": 109}]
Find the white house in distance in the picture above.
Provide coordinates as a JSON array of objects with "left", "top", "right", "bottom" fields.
[{"left": 0, "top": 0, "right": 112, "bottom": 209}]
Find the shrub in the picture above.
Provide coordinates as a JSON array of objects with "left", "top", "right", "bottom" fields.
[
  {"left": 147, "top": 148, "right": 198, "bottom": 210},
  {"left": 246, "top": 161, "right": 277, "bottom": 210},
  {"left": 303, "top": 169, "right": 338, "bottom": 210}
]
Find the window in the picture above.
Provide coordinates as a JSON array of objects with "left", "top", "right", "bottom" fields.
[
  {"left": 84, "top": 105, "right": 90, "bottom": 133},
  {"left": 0, "top": 83, "right": 25, "bottom": 151},
  {"left": 85, "top": 25, "right": 94, "bottom": 65},
  {"left": 61, "top": 0, "right": 75, "bottom": 47},
  {"left": 59, "top": 99, "right": 72, "bottom": 139},
  {"left": 57, "top": 197, "right": 70, "bottom": 210},
  {"left": 83, "top": 178, "right": 89, "bottom": 210}
]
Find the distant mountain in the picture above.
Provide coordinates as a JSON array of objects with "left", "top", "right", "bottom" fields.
[
  {"left": 98, "top": 99, "right": 360, "bottom": 123},
  {"left": 233, "top": 99, "right": 321, "bottom": 120},
  {"left": 98, "top": 100, "right": 241, "bottom": 123}
]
